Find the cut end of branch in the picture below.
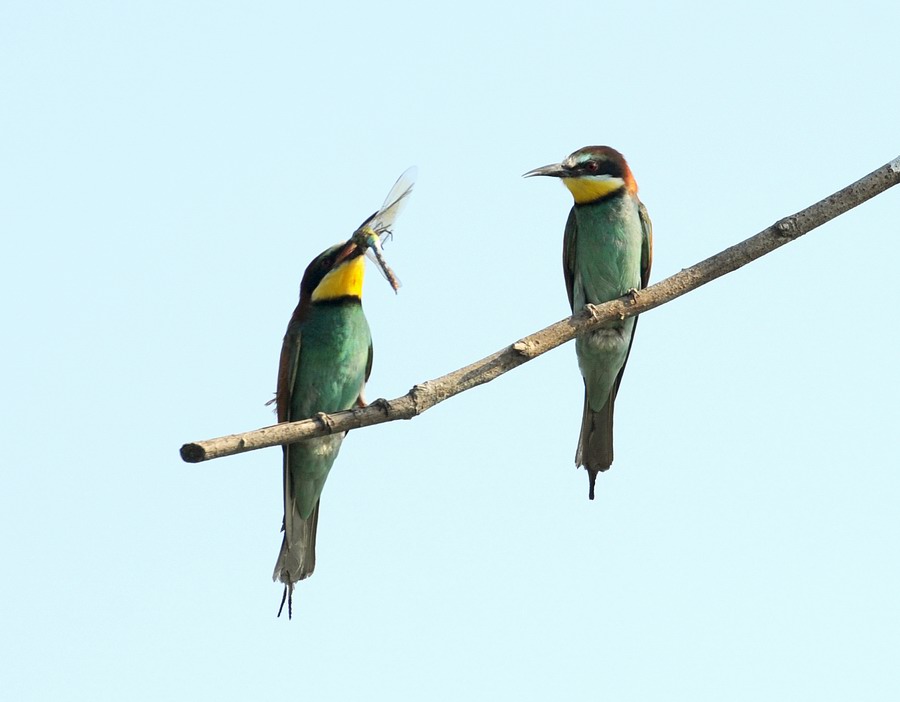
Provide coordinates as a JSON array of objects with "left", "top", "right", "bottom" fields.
[
  {"left": 180, "top": 443, "right": 206, "bottom": 463},
  {"left": 512, "top": 339, "right": 539, "bottom": 357}
]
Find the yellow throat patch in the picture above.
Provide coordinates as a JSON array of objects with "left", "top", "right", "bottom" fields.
[
  {"left": 562, "top": 176, "right": 625, "bottom": 205},
  {"left": 312, "top": 255, "right": 365, "bottom": 301}
]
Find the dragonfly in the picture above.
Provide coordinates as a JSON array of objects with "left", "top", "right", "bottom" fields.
[{"left": 351, "top": 166, "right": 416, "bottom": 292}]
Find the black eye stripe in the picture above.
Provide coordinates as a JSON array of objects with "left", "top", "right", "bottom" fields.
[{"left": 576, "top": 159, "right": 624, "bottom": 179}]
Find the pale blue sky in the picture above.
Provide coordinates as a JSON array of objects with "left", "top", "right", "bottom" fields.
[{"left": 2, "top": 2, "right": 899, "bottom": 700}]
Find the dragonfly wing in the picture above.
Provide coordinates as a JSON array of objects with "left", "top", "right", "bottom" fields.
[{"left": 368, "top": 166, "right": 417, "bottom": 235}]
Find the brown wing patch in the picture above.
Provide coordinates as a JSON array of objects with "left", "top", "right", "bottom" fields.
[
  {"left": 563, "top": 207, "right": 578, "bottom": 311},
  {"left": 276, "top": 303, "right": 306, "bottom": 553},
  {"left": 639, "top": 201, "right": 653, "bottom": 290},
  {"left": 275, "top": 303, "right": 307, "bottom": 423}
]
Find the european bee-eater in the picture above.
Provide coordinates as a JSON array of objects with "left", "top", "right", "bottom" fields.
[
  {"left": 525, "top": 147, "right": 652, "bottom": 499},
  {"left": 273, "top": 169, "right": 414, "bottom": 617}
]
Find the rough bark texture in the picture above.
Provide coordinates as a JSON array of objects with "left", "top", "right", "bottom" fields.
[{"left": 181, "top": 155, "right": 900, "bottom": 464}]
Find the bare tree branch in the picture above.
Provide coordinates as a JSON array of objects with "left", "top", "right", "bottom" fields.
[{"left": 181, "top": 155, "right": 900, "bottom": 464}]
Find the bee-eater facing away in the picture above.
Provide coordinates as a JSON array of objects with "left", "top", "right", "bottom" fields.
[
  {"left": 525, "top": 147, "right": 652, "bottom": 499},
  {"left": 273, "top": 169, "right": 414, "bottom": 618}
]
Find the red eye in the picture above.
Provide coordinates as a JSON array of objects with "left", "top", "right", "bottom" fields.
[{"left": 585, "top": 161, "right": 599, "bottom": 173}]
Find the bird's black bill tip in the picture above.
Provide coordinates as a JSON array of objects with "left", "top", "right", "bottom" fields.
[{"left": 522, "top": 163, "right": 567, "bottom": 179}]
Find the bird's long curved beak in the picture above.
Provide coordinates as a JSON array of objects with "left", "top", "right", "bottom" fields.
[
  {"left": 334, "top": 240, "right": 358, "bottom": 265},
  {"left": 522, "top": 163, "right": 568, "bottom": 178}
]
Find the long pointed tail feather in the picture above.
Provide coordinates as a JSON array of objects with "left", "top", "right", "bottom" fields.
[
  {"left": 575, "top": 390, "right": 614, "bottom": 499},
  {"left": 273, "top": 500, "right": 320, "bottom": 618}
]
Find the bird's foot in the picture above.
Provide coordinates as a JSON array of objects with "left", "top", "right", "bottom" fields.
[
  {"left": 370, "top": 397, "right": 391, "bottom": 414},
  {"left": 314, "top": 411, "right": 335, "bottom": 431}
]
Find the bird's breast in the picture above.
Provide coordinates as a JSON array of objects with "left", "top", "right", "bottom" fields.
[
  {"left": 573, "top": 198, "right": 644, "bottom": 308},
  {"left": 291, "top": 302, "right": 371, "bottom": 419}
]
